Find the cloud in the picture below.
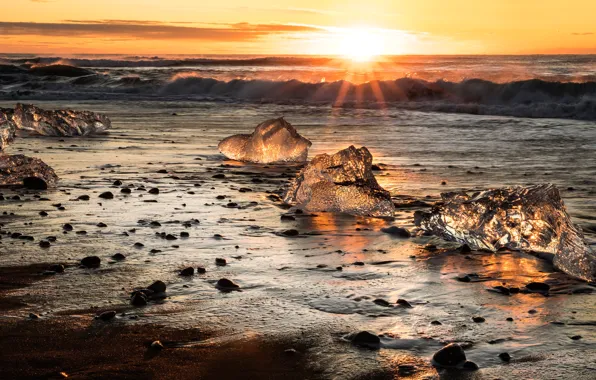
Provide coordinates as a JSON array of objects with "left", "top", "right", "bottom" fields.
[
  {"left": 0, "top": 20, "right": 322, "bottom": 42},
  {"left": 571, "top": 32, "right": 594, "bottom": 36}
]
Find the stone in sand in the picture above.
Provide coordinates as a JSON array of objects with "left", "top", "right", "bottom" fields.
[
  {"left": 349, "top": 331, "right": 381, "bottom": 349},
  {"left": 0, "top": 154, "right": 58, "bottom": 188},
  {"left": 81, "top": 256, "right": 101, "bottom": 268},
  {"left": 216, "top": 278, "right": 239, "bottom": 290},
  {"left": 0, "top": 108, "right": 16, "bottom": 150},
  {"left": 432, "top": 343, "right": 466, "bottom": 367},
  {"left": 147, "top": 280, "right": 166, "bottom": 293},
  {"left": 97, "top": 310, "right": 116, "bottom": 321},
  {"left": 179, "top": 267, "right": 194, "bottom": 276},
  {"left": 11, "top": 103, "right": 111, "bottom": 136},
  {"left": 415, "top": 184, "right": 596, "bottom": 282},
  {"left": 131, "top": 292, "right": 148, "bottom": 306},
  {"left": 283, "top": 146, "right": 395, "bottom": 217},
  {"left": 218, "top": 117, "right": 311, "bottom": 163}
]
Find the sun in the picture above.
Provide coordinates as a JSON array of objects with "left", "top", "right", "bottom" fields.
[{"left": 338, "top": 27, "right": 385, "bottom": 62}]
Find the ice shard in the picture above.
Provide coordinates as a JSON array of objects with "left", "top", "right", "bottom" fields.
[
  {"left": 415, "top": 184, "right": 596, "bottom": 282},
  {"left": 12, "top": 103, "right": 111, "bottom": 137},
  {"left": 0, "top": 108, "right": 16, "bottom": 150},
  {"left": 218, "top": 117, "right": 311, "bottom": 163},
  {"left": 283, "top": 146, "right": 395, "bottom": 218},
  {"left": 0, "top": 154, "right": 58, "bottom": 189}
]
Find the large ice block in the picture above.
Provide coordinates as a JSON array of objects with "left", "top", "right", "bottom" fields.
[
  {"left": 0, "top": 154, "right": 58, "bottom": 189},
  {"left": 415, "top": 184, "right": 596, "bottom": 281},
  {"left": 12, "top": 103, "right": 111, "bottom": 137},
  {"left": 283, "top": 146, "right": 395, "bottom": 217},
  {"left": 218, "top": 117, "right": 311, "bottom": 163},
  {"left": 0, "top": 108, "right": 16, "bottom": 150}
]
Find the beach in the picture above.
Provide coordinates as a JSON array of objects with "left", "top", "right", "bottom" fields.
[{"left": 1, "top": 98, "right": 595, "bottom": 379}]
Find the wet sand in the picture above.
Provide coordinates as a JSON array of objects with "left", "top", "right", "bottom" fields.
[{"left": 0, "top": 100, "right": 595, "bottom": 379}]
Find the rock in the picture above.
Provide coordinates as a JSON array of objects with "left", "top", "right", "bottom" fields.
[
  {"left": 148, "top": 188, "right": 159, "bottom": 194},
  {"left": 432, "top": 343, "right": 466, "bottom": 367},
  {"left": 218, "top": 117, "right": 311, "bottom": 163},
  {"left": 570, "top": 335, "right": 582, "bottom": 340},
  {"left": 39, "top": 240, "right": 51, "bottom": 248},
  {"left": 463, "top": 361, "right": 479, "bottom": 370},
  {"left": 283, "top": 146, "right": 395, "bottom": 217},
  {"left": 180, "top": 267, "right": 194, "bottom": 276},
  {"left": 415, "top": 184, "right": 596, "bottom": 282},
  {"left": 381, "top": 226, "right": 411, "bottom": 238},
  {"left": 150, "top": 340, "right": 164, "bottom": 351},
  {"left": 49, "top": 264, "right": 64, "bottom": 273},
  {"left": 431, "top": 320, "right": 442, "bottom": 325},
  {"left": 97, "top": 310, "right": 116, "bottom": 321},
  {"left": 282, "top": 229, "right": 299, "bottom": 237},
  {"left": 11, "top": 103, "right": 111, "bottom": 136},
  {"left": 112, "top": 253, "right": 125, "bottom": 260},
  {"left": 98, "top": 191, "right": 114, "bottom": 199},
  {"left": 456, "top": 274, "right": 472, "bottom": 282},
  {"left": 121, "top": 188, "right": 131, "bottom": 194},
  {"left": 472, "top": 316, "right": 485, "bottom": 323},
  {"left": 165, "top": 234, "right": 177, "bottom": 240},
  {"left": 113, "top": 180, "right": 122, "bottom": 186},
  {"left": 0, "top": 108, "right": 17, "bottom": 150},
  {"left": 63, "top": 223, "right": 73, "bottom": 231},
  {"left": 96, "top": 222, "right": 107, "bottom": 228},
  {"left": 197, "top": 266, "right": 206, "bottom": 274},
  {"left": 373, "top": 299, "right": 390, "bottom": 307},
  {"left": 28, "top": 313, "right": 40, "bottom": 319},
  {"left": 396, "top": 299, "right": 413, "bottom": 308},
  {"left": 180, "top": 232, "right": 189, "bottom": 238},
  {"left": 499, "top": 352, "right": 511, "bottom": 362},
  {"left": 350, "top": 331, "right": 381, "bottom": 348},
  {"left": 130, "top": 292, "right": 148, "bottom": 306},
  {"left": 147, "top": 280, "right": 166, "bottom": 293},
  {"left": 525, "top": 282, "right": 550, "bottom": 292},
  {"left": 216, "top": 278, "right": 240, "bottom": 290},
  {"left": 215, "top": 258, "right": 227, "bottom": 266},
  {"left": 77, "top": 195, "right": 90, "bottom": 201},
  {"left": 0, "top": 155, "right": 58, "bottom": 188},
  {"left": 80, "top": 256, "right": 101, "bottom": 268}
]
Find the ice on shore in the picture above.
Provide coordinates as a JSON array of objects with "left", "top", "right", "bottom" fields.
[
  {"left": 283, "top": 146, "right": 395, "bottom": 217},
  {"left": 218, "top": 117, "right": 311, "bottom": 163},
  {"left": 0, "top": 154, "right": 58, "bottom": 189},
  {"left": 11, "top": 103, "right": 111, "bottom": 137},
  {"left": 0, "top": 108, "right": 16, "bottom": 150},
  {"left": 415, "top": 184, "right": 596, "bottom": 281}
]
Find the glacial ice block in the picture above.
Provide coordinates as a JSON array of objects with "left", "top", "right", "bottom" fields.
[
  {"left": 218, "top": 117, "right": 311, "bottom": 163},
  {"left": 0, "top": 154, "right": 58, "bottom": 189},
  {"left": 414, "top": 184, "right": 596, "bottom": 282},
  {"left": 283, "top": 146, "right": 395, "bottom": 218},
  {"left": 0, "top": 108, "right": 16, "bottom": 150},
  {"left": 12, "top": 103, "right": 111, "bottom": 137}
]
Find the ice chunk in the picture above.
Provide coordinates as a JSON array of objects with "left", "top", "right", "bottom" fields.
[
  {"left": 415, "top": 184, "right": 596, "bottom": 281},
  {"left": 0, "top": 108, "right": 16, "bottom": 150},
  {"left": 283, "top": 146, "right": 395, "bottom": 218},
  {"left": 218, "top": 117, "right": 311, "bottom": 163},
  {"left": 12, "top": 103, "right": 111, "bottom": 136},
  {"left": 0, "top": 154, "right": 58, "bottom": 189}
]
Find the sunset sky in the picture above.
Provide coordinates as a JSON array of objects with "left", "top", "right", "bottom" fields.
[{"left": 1, "top": 0, "right": 595, "bottom": 55}]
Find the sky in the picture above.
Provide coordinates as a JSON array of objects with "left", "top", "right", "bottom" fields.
[{"left": 1, "top": 0, "right": 595, "bottom": 55}]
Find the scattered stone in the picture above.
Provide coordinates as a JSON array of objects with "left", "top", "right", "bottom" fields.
[
  {"left": 350, "top": 331, "right": 381, "bottom": 349},
  {"left": 112, "top": 253, "right": 125, "bottom": 260},
  {"left": 77, "top": 195, "right": 90, "bottom": 201},
  {"left": 431, "top": 320, "right": 442, "bottom": 325},
  {"left": 180, "top": 267, "right": 194, "bottom": 276},
  {"left": 97, "top": 311, "right": 116, "bottom": 321},
  {"left": 180, "top": 232, "right": 189, "bottom": 238},
  {"left": 147, "top": 280, "right": 166, "bottom": 293},
  {"left": 216, "top": 278, "right": 240, "bottom": 290},
  {"left": 165, "top": 234, "right": 177, "bottom": 240},
  {"left": 432, "top": 343, "right": 466, "bottom": 367},
  {"left": 150, "top": 340, "right": 164, "bottom": 351},
  {"left": 63, "top": 223, "right": 73, "bottom": 231},
  {"left": 80, "top": 256, "right": 101, "bottom": 268},
  {"left": 197, "top": 266, "right": 206, "bottom": 274},
  {"left": 570, "top": 335, "right": 582, "bottom": 340},
  {"left": 131, "top": 292, "right": 148, "bottom": 306},
  {"left": 39, "top": 240, "right": 51, "bottom": 248},
  {"left": 29, "top": 313, "right": 40, "bottom": 320},
  {"left": 39, "top": 211, "right": 48, "bottom": 217},
  {"left": 472, "top": 316, "right": 485, "bottom": 323},
  {"left": 525, "top": 282, "right": 550, "bottom": 292},
  {"left": 97, "top": 222, "right": 107, "bottom": 228},
  {"left": 396, "top": 299, "right": 413, "bottom": 308},
  {"left": 148, "top": 188, "right": 159, "bottom": 194},
  {"left": 49, "top": 264, "right": 64, "bottom": 273},
  {"left": 499, "top": 352, "right": 511, "bottom": 362},
  {"left": 282, "top": 229, "right": 299, "bottom": 237},
  {"left": 463, "top": 361, "right": 479, "bottom": 370},
  {"left": 381, "top": 226, "right": 411, "bottom": 238},
  {"left": 373, "top": 299, "right": 390, "bottom": 307},
  {"left": 98, "top": 191, "right": 114, "bottom": 199},
  {"left": 215, "top": 258, "right": 227, "bottom": 266},
  {"left": 113, "top": 180, "right": 122, "bottom": 186}
]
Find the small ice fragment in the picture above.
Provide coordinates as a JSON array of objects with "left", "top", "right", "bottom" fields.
[
  {"left": 0, "top": 108, "right": 16, "bottom": 150},
  {"left": 12, "top": 103, "right": 111, "bottom": 136},
  {"left": 283, "top": 145, "right": 395, "bottom": 218},
  {"left": 0, "top": 154, "right": 58, "bottom": 188},
  {"left": 218, "top": 117, "right": 311, "bottom": 163},
  {"left": 415, "top": 184, "right": 595, "bottom": 282}
]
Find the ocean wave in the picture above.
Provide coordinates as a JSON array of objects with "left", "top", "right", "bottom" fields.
[
  {"left": 28, "top": 64, "right": 95, "bottom": 77},
  {"left": 1, "top": 74, "right": 595, "bottom": 121}
]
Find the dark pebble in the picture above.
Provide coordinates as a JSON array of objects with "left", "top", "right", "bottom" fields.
[
  {"left": 432, "top": 343, "right": 466, "bottom": 367},
  {"left": 197, "top": 266, "right": 206, "bottom": 274},
  {"left": 148, "top": 188, "right": 159, "bottom": 194},
  {"left": 99, "top": 191, "right": 114, "bottom": 199},
  {"left": 77, "top": 195, "right": 90, "bottom": 201},
  {"left": 23, "top": 177, "right": 48, "bottom": 190},
  {"left": 373, "top": 299, "right": 390, "bottom": 307},
  {"left": 112, "top": 253, "right": 126, "bottom": 260},
  {"left": 499, "top": 352, "right": 511, "bottom": 362},
  {"left": 49, "top": 264, "right": 64, "bottom": 273},
  {"left": 39, "top": 240, "right": 51, "bottom": 248},
  {"left": 148, "top": 280, "right": 166, "bottom": 293},
  {"left": 396, "top": 299, "right": 413, "bottom": 308},
  {"left": 97, "top": 310, "right": 117, "bottom": 321},
  {"left": 63, "top": 223, "right": 73, "bottom": 231},
  {"left": 525, "top": 282, "right": 550, "bottom": 292},
  {"left": 81, "top": 256, "right": 101, "bottom": 268},
  {"left": 351, "top": 331, "right": 380, "bottom": 348},
  {"left": 380, "top": 226, "right": 411, "bottom": 238},
  {"left": 131, "top": 292, "right": 148, "bottom": 306},
  {"left": 472, "top": 316, "right": 485, "bottom": 323},
  {"left": 463, "top": 361, "right": 479, "bottom": 370},
  {"left": 216, "top": 278, "right": 240, "bottom": 290},
  {"left": 215, "top": 258, "right": 227, "bottom": 266},
  {"left": 282, "top": 229, "right": 299, "bottom": 237},
  {"left": 180, "top": 267, "right": 194, "bottom": 276}
]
